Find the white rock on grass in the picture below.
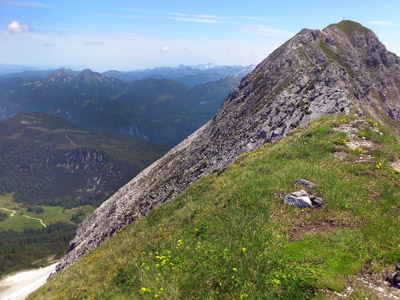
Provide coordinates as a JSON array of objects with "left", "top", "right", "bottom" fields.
[{"left": 284, "top": 189, "right": 312, "bottom": 208}]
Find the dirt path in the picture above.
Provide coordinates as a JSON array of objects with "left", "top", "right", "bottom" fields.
[
  {"left": 0, "top": 207, "right": 46, "bottom": 228},
  {"left": 65, "top": 133, "right": 78, "bottom": 147},
  {"left": 0, "top": 208, "right": 16, "bottom": 217},
  {"left": 22, "top": 215, "right": 47, "bottom": 228}
]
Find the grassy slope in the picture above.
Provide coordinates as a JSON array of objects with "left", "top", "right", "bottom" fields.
[{"left": 30, "top": 115, "right": 400, "bottom": 299}]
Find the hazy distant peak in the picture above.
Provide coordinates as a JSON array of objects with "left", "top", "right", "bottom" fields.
[
  {"left": 48, "top": 68, "right": 73, "bottom": 82},
  {"left": 76, "top": 69, "right": 109, "bottom": 83},
  {"left": 78, "top": 69, "right": 99, "bottom": 77}
]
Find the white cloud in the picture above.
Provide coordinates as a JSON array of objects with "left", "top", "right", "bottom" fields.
[
  {"left": 368, "top": 20, "right": 398, "bottom": 26},
  {"left": 240, "top": 24, "right": 293, "bottom": 37},
  {"left": 6, "top": 21, "right": 32, "bottom": 33},
  {"left": 160, "top": 46, "right": 169, "bottom": 52},
  {"left": 7, "top": 1, "right": 46, "bottom": 7}
]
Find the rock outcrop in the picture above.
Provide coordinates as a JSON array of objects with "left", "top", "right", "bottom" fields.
[{"left": 56, "top": 20, "right": 400, "bottom": 272}]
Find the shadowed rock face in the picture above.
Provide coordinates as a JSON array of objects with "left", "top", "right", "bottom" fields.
[{"left": 56, "top": 20, "right": 400, "bottom": 272}]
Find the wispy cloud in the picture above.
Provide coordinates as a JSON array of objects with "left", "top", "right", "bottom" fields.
[
  {"left": 168, "top": 16, "right": 223, "bottom": 24},
  {"left": 240, "top": 24, "right": 293, "bottom": 37},
  {"left": 117, "top": 8, "right": 226, "bottom": 24},
  {"left": 43, "top": 43, "right": 54, "bottom": 47},
  {"left": 6, "top": 21, "right": 32, "bottom": 33},
  {"left": 239, "top": 16, "right": 272, "bottom": 22},
  {"left": 7, "top": 1, "right": 46, "bottom": 7},
  {"left": 368, "top": 20, "right": 398, "bottom": 26},
  {"left": 166, "top": 12, "right": 226, "bottom": 24},
  {"left": 89, "top": 13, "right": 144, "bottom": 19},
  {"left": 85, "top": 41, "right": 105, "bottom": 45}
]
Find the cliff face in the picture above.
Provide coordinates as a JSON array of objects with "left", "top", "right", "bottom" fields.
[{"left": 56, "top": 20, "right": 400, "bottom": 272}]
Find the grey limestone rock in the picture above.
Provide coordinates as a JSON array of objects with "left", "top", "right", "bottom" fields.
[
  {"left": 295, "top": 178, "right": 317, "bottom": 191},
  {"left": 310, "top": 195, "right": 323, "bottom": 206},
  {"left": 291, "top": 189, "right": 309, "bottom": 197},
  {"left": 284, "top": 190, "right": 313, "bottom": 208},
  {"left": 56, "top": 21, "right": 400, "bottom": 272}
]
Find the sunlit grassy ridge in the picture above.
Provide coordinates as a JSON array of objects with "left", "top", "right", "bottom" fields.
[{"left": 29, "top": 115, "right": 400, "bottom": 299}]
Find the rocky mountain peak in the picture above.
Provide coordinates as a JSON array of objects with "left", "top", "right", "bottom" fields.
[
  {"left": 47, "top": 68, "right": 73, "bottom": 83},
  {"left": 56, "top": 20, "right": 400, "bottom": 272},
  {"left": 77, "top": 69, "right": 102, "bottom": 80},
  {"left": 75, "top": 69, "right": 123, "bottom": 87}
]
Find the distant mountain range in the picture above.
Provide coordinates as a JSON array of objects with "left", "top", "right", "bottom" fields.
[
  {"left": 0, "top": 64, "right": 254, "bottom": 87},
  {"left": 0, "top": 64, "right": 40, "bottom": 76},
  {"left": 0, "top": 68, "right": 244, "bottom": 145}
]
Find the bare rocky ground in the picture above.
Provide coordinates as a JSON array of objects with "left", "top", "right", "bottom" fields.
[
  {"left": 332, "top": 120, "right": 377, "bottom": 162},
  {"left": 323, "top": 271, "right": 400, "bottom": 299},
  {"left": 327, "top": 120, "right": 400, "bottom": 299}
]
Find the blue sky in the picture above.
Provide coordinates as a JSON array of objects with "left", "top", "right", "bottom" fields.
[{"left": 1, "top": 0, "right": 400, "bottom": 71}]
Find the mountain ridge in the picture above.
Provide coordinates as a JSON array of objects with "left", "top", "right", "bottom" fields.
[
  {"left": 0, "top": 72, "right": 240, "bottom": 145},
  {"left": 0, "top": 64, "right": 254, "bottom": 86},
  {"left": 55, "top": 20, "right": 400, "bottom": 272}
]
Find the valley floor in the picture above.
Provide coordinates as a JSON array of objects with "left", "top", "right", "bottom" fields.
[{"left": 0, "top": 208, "right": 46, "bottom": 228}]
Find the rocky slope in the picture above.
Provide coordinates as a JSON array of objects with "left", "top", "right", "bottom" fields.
[{"left": 57, "top": 20, "right": 400, "bottom": 272}]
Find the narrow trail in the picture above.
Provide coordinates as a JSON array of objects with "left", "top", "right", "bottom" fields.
[
  {"left": 22, "top": 215, "right": 47, "bottom": 228},
  {"left": 0, "top": 207, "right": 16, "bottom": 217},
  {"left": 0, "top": 207, "right": 46, "bottom": 228},
  {"left": 65, "top": 132, "right": 78, "bottom": 147}
]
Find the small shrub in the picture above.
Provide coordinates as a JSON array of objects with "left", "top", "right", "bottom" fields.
[
  {"left": 332, "top": 137, "right": 347, "bottom": 145},
  {"left": 115, "top": 267, "right": 132, "bottom": 286}
]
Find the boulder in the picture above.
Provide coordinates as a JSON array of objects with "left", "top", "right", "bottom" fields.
[
  {"left": 294, "top": 178, "right": 317, "bottom": 190},
  {"left": 284, "top": 189, "right": 312, "bottom": 208}
]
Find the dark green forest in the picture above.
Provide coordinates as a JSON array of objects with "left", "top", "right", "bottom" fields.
[
  {"left": 0, "top": 211, "right": 8, "bottom": 222},
  {"left": 0, "top": 222, "right": 76, "bottom": 276},
  {"left": 0, "top": 112, "right": 168, "bottom": 208}
]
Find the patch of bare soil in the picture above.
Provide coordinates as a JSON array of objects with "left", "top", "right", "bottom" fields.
[{"left": 289, "top": 218, "right": 354, "bottom": 242}]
